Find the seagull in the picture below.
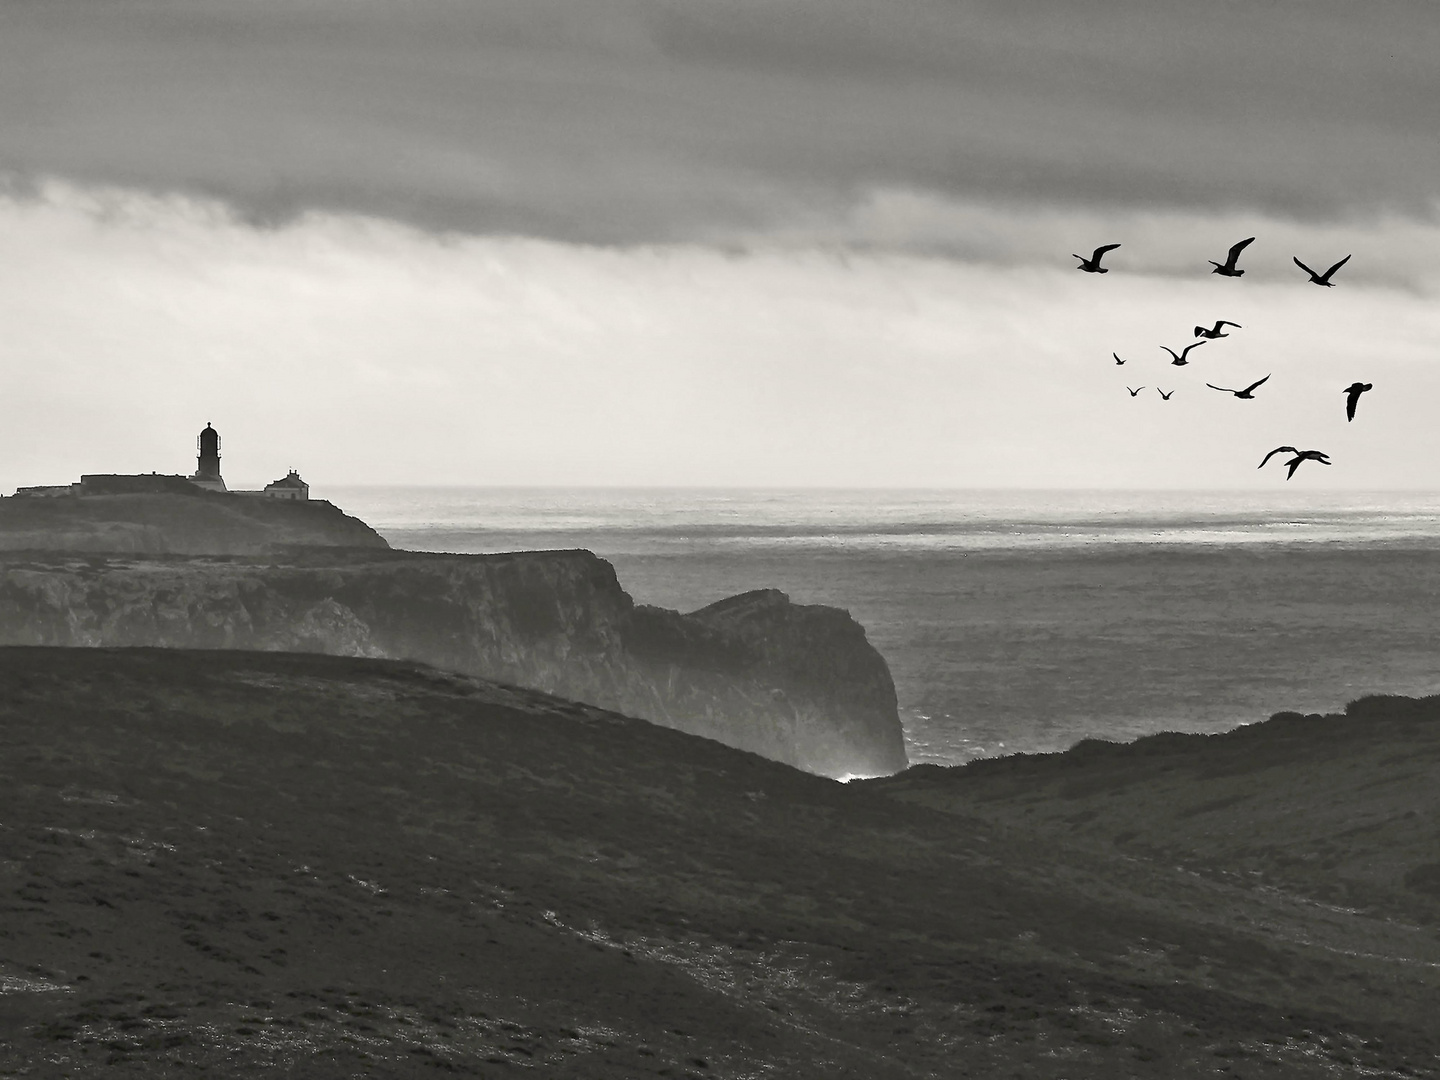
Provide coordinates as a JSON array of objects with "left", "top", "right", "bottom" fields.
[
  {"left": 1343, "top": 381, "right": 1373, "bottom": 422},
  {"left": 1194, "top": 320, "right": 1242, "bottom": 339},
  {"left": 1127, "top": 386, "right": 1146, "bottom": 397},
  {"left": 1280, "top": 450, "right": 1331, "bottom": 479},
  {"left": 1157, "top": 389, "right": 1174, "bottom": 400},
  {"left": 1073, "top": 244, "right": 1121, "bottom": 273},
  {"left": 1258, "top": 446, "right": 1332, "bottom": 479},
  {"left": 1113, "top": 352, "right": 1127, "bottom": 365},
  {"left": 1282, "top": 451, "right": 1331, "bottom": 479},
  {"left": 1161, "top": 341, "right": 1207, "bottom": 365},
  {"left": 1258, "top": 446, "right": 1301, "bottom": 469},
  {"left": 1293, "top": 254, "right": 1351, "bottom": 287},
  {"left": 1206, "top": 375, "right": 1270, "bottom": 399},
  {"left": 1209, "top": 237, "right": 1256, "bottom": 277}
]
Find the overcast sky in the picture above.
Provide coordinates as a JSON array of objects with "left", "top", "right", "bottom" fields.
[{"left": 2, "top": 0, "right": 1438, "bottom": 490}]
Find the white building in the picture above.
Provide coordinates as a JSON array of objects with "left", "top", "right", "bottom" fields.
[{"left": 262, "top": 470, "right": 310, "bottom": 501}]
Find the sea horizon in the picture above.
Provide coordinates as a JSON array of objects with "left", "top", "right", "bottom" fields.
[{"left": 324, "top": 485, "right": 1440, "bottom": 555}]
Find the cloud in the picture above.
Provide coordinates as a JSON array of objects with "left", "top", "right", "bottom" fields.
[
  {"left": 3, "top": 0, "right": 1438, "bottom": 248},
  {"left": 2, "top": 180, "right": 1438, "bottom": 492}
]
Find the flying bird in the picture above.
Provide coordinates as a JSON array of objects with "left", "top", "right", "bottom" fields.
[
  {"left": 1161, "top": 341, "right": 1207, "bottom": 365},
  {"left": 1257, "top": 446, "right": 1301, "bottom": 469},
  {"left": 1343, "top": 381, "right": 1373, "bottom": 422},
  {"left": 1293, "top": 254, "right": 1351, "bottom": 286},
  {"left": 1113, "top": 352, "right": 1127, "bottom": 365},
  {"left": 1209, "top": 237, "right": 1256, "bottom": 277},
  {"left": 1127, "top": 386, "right": 1146, "bottom": 397},
  {"left": 1206, "top": 375, "right": 1270, "bottom": 399},
  {"left": 1194, "top": 320, "right": 1242, "bottom": 339},
  {"left": 1258, "top": 446, "right": 1332, "bottom": 479},
  {"left": 1073, "top": 244, "right": 1121, "bottom": 273},
  {"left": 1282, "top": 451, "right": 1331, "bottom": 479},
  {"left": 1157, "top": 389, "right": 1174, "bottom": 400}
]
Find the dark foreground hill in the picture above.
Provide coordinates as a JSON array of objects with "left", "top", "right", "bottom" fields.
[
  {"left": 1, "top": 648, "right": 1437, "bottom": 1078},
  {"left": 872, "top": 700, "right": 1440, "bottom": 927}
]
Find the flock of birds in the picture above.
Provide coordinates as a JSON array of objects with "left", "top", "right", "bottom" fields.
[{"left": 1074, "top": 237, "right": 1371, "bottom": 480}]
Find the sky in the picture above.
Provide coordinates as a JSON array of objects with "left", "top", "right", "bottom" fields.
[{"left": 2, "top": 0, "right": 1438, "bottom": 490}]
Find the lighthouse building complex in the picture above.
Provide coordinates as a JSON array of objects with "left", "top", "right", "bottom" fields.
[{"left": 13, "top": 424, "right": 310, "bottom": 500}]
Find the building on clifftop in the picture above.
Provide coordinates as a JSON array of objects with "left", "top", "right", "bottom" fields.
[{"left": 262, "top": 470, "right": 309, "bottom": 501}]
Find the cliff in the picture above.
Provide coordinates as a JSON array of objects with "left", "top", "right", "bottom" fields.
[
  {"left": 1, "top": 647, "right": 1435, "bottom": 1078},
  {"left": 0, "top": 489, "right": 389, "bottom": 555},
  {"left": 0, "top": 547, "right": 907, "bottom": 777}
]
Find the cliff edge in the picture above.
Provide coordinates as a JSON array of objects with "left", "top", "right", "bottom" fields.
[{"left": 0, "top": 548, "right": 908, "bottom": 777}]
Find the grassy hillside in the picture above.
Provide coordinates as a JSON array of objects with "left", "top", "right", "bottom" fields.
[
  {"left": 1, "top": 648, "right": 1437, "bottom": 1077},
  {"left": 874, "top": 700, "right": 1440, "bottom": 924}
]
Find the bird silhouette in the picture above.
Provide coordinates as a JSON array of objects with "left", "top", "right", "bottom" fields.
[
  {"left": 1343, "top": 381, "right": 1373, "bottom": 422},
  {"left": 1194, "top": 320, "right": 1242, "bottom": 339},
  {"left": 1258, "top": 446, "right": 1331, "bottom": 479},
  {"left": 1161, "top": 341, "right": 1207, "bottom": 365},
  {"left": 1157, "top": 389, "right": 1174, "bottom": 400},
  {"left": 1209, "top": 237, "right": 1255, "bottom": 277},
  {"left": 1293, "top": 254, "right": 1351, "bottom": 286},
  {"left": 1282, "top": 451, "right": 1330, "bottom": 479},
  {"left": 1258, "top": 446, "right": 1301, "bottom": 469},
  {"left": 1206, "top": 375, "right": 1270, "bottom": 399},
  {"left": 1127, "top": 386, "right": 1145, "bottom": 397},
  {"left": 1074, "top": 244, "right": 1121, "bottom": 273},
  {"left": 1113, "top": 352, "right": 1127, "bottom": 365}
]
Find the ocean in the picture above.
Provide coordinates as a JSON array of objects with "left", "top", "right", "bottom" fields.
[{"left": 326, "top": 487, "right": 1440, "bottom": 767}]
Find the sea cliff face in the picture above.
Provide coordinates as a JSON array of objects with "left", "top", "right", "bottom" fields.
[{"left": 0, "top": 548, "right": 907, "bottom": 777}]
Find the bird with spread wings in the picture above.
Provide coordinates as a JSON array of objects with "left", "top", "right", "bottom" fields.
[
  {"left": 1293, "top": 254, "right": 1351, "bottom": 287},
  {"left": 1259, "top": 447, "right": 1332, "bottom": 480},
  {"left": 1073, "top": 244, "right": 1121, "bottom": 273},
  {"left": 1194, "top": 320, "right": 1241, "bottom": 339},
  {"left": 1209, "top": 237, "right": 1255, "bottom": 277},
  {"left": 1206, "top": 375, "right": 1271, "bottom": 399}
]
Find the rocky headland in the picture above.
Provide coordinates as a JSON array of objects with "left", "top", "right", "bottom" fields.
[
  {"left": 0, "top": 547, "right": 907, "bottom": 778},
  {"left": 0, "top": 486, "right": 388, "bottom": 555},
  {"left": 1, "top": 647, "right": 1436, "bottom": 1078}
]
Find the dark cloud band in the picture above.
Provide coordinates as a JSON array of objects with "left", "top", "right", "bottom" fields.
[{"left": 3, "top": 0, "right": 1436, "bottom": 244}]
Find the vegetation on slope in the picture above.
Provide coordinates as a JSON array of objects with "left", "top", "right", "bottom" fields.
[{"left": 1, "top": 648, "right": 1436, "bottom": 1078}]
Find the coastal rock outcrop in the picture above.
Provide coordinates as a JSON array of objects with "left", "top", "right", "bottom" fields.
[{"left": 0, "top": 548, "right": 907, "bottom": 777}]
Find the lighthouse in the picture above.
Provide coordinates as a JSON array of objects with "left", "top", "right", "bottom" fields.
[{"left": 190, "top": 423, "right": 227, "bottom": 492}]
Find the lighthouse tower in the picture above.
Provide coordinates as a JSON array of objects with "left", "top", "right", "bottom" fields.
[{"left": 190, "top": 423, "right": 227, "bottom": 492}]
